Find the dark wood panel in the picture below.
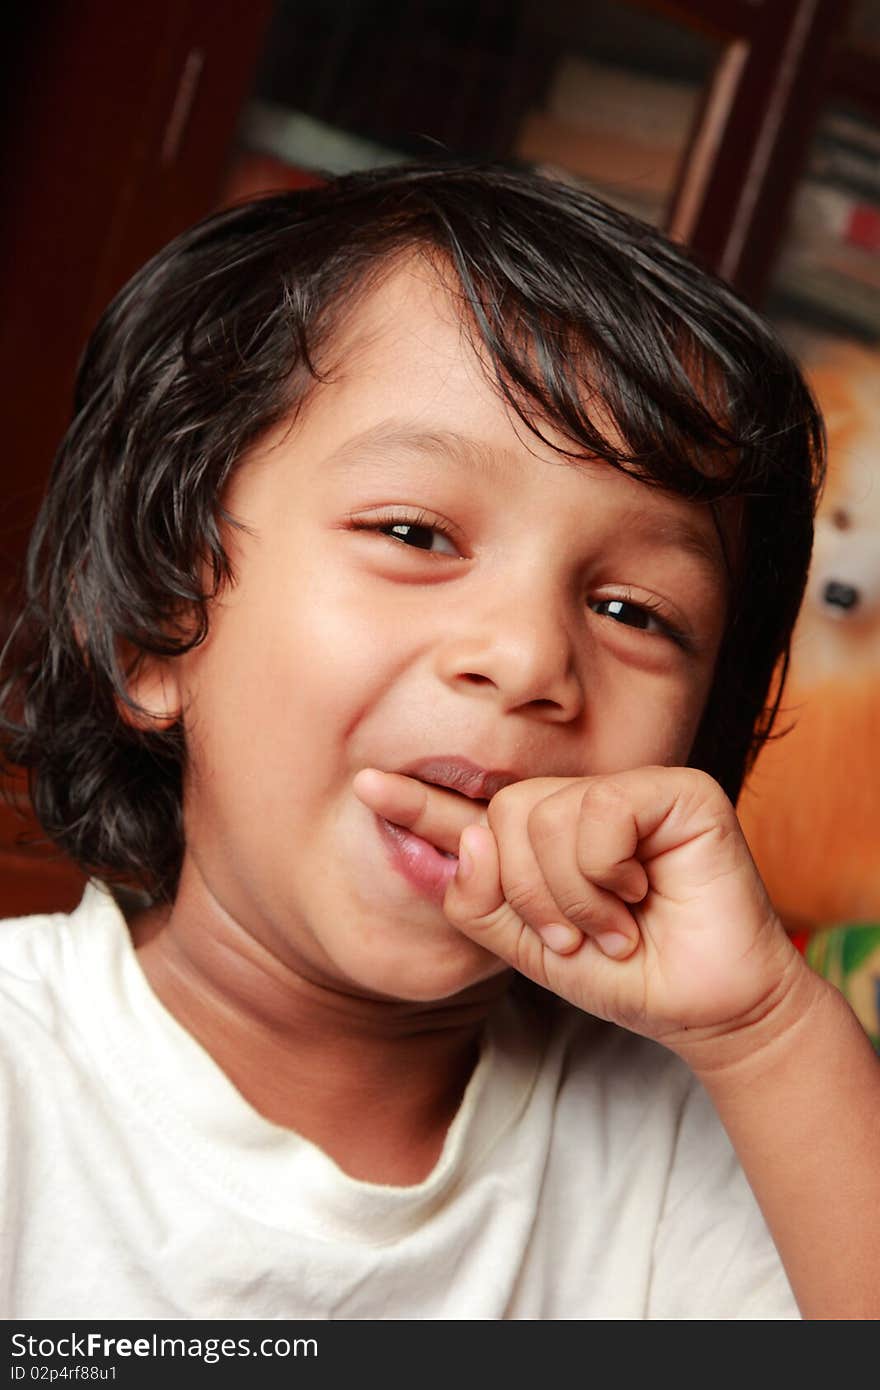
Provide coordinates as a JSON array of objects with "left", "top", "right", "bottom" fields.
[
  {"left": 0, "top": 853, "right": 86, "bottom": 919},
  {"left": 832, "top": 44, "right": 880, "bottom": 120},
  {"left": 641, "top": 0, "right": 764, "bottom": 40},
  {"left": 0, "top": 0, "right": 273, "bottom": 608},
  {"left": 0, "top": 0, "right": 272, "bottom": 911},
  {"left": 0, "top": 795, "right": 86, "bottom": 918},
  {"left": 668, "top": 0, "right": 852, "bottom": 302}
]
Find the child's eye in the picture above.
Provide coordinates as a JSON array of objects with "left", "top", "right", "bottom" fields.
[
  {"left": 350, "top": 510, "right": 462, "bottom": 557},
  {"left": 589, "top": 596, "right": 684, "bottom": 643},
  {"left": 591, "top": 598, "right": 659, "bottom": 631},
  {"left": 381, "top": 521, "right": 459, "bottom": 555}
]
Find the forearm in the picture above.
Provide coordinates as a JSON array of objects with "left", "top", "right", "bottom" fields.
[{"left": 687, "top": 964, "right": 880, "bottom": 1320}]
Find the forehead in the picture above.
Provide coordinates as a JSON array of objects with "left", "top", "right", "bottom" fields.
[
  {"left": 318, "top": 255, "right": 498, "bottom": 412},
  {"left": 255, "top": 259, "right": 728, "bottom": 581}
]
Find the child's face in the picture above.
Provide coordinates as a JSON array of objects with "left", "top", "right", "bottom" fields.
[{"left": 156, "top": 260, "right": 728, "bottom": 1003}]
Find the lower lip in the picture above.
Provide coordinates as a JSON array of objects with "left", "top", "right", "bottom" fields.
[{"left": 375, "top": 816, "right": 459, "bottom": 904}]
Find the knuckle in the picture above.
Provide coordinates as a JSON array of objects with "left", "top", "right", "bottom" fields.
[
  {"left": 486, "top": 782, "right": 521, "bottom": 832},
  {"left": 526, "top": 795, "right": 570, "bottom": 843},
  {"left": 556, "top": 893, "right": 601, "bottom": 928},
  {"left": 512, "top": 924, "right": 550, "bottom": 979},
  {"left": 502, "top": 877, "right": 548, "bottom": 925},
  {"left": 678, "top": 766, "right": 730, "bottom": 819},
  {"left": 688, "top": 766, "right": 719, "bottom": 789},
  {"left": 579, "top": 777, "right": 631, "bottom": 816},
  {"left": 683, "top": 766, "right": 723, "bottom": 800}
]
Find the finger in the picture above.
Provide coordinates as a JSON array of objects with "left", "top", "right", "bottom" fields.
[
  {"left": 573, "top": 780, "right": 650, "bottom": 903},
  {"left": 559, "top": 766, "right": 745, "bottom": 898},
  {"left": 521, "top": 786, "right": 641, "bottom": 959},
  {"left": 444, "top": 824, "right": 580, "bottom": 977},
  {"left": 484, "top": 792, "right": 588, "bottom": 956},
  {"left": 352, "top": 769, "right": 487, "bottom": 857},
  {"left": 446, "top": 826, "right": 636, "bottom": 1007}
]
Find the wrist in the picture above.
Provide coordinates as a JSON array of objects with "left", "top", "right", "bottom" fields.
[{"left": 667, "top": 943, "right": 832, "bottom": 1084}]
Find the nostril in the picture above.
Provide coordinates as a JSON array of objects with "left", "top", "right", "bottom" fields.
[{"left": 823, "top": 580, "right": 860, "bottom": 612}]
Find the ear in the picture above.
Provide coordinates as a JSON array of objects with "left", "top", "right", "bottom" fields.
[{"left": 117, "top": 650, "right": 182, "bottom": 732}]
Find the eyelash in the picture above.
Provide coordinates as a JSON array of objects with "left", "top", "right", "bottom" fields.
[
  {"left": 348, "top": 509, "right": 462, "bottom": 556},
  {"left": 350, "top": 511, "right": 691, "bottom": 648},
  {"left": 589, "top": 591, "right": 691, "bottom": 649}
]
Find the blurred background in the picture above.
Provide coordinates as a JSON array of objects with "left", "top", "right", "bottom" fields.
[{"left": 2, "top": 2, "right": 879, "bottom": 1038}]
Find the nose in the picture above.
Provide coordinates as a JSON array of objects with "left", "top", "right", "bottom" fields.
[{"left": 434, "top": 582, "right": 584, "bottom": 722}]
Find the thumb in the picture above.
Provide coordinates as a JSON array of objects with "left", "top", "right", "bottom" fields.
[
  {"left": 444, "top": 824, "right": 506, "bottom": 925},
  {"left": 443, "top": 825, "right": 581, "bottom": 983}
]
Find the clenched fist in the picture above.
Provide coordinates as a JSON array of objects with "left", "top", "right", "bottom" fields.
[{"left": 353, "top": 766, "right": 804, "bottom": 1060}]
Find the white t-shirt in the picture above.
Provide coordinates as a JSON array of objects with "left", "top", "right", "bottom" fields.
[{"left": 0, "top": 882, "right": 799, "bottom": 1320}]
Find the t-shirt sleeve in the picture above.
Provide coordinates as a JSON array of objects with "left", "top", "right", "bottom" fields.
[{"left": 648, "top": 1078, "right": 801, "bottom": 1320}]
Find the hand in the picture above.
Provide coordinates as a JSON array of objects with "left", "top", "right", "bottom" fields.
[{"left": 353, "top": 766, "right": 805, "bottom": 1059}]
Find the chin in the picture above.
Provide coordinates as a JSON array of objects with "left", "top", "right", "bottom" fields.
[{"left": 341, "top": 938, "right": 509, "bottom": 1005}]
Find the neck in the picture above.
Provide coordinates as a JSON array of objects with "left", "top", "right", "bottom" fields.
[{"left": 129, "top": 880, "right": 509, "bottom": 1186}]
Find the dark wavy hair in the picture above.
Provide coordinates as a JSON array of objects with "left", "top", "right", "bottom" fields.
[{"left": 0, "top": 162, "right": 825, "bottom": 902}]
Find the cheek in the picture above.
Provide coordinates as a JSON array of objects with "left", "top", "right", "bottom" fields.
[
  {"left": 592, "top": 676, "right": 712, "bottom": 772},
  {"left": 181, "top": 557, "right": 416, "bottom": 785},
  {"left": 667, "top": 679, "right": 714, "bottom": 756}
]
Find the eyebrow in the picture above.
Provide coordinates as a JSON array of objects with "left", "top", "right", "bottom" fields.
[
  {"left": 322, "top": 421, "right": 507, "bottom": 482},
  {"left": 323, "top": 419, "right": 729, "bottom": 581},
  {"left": 617, "top": 508, "right": 730, "bottom": 581}
]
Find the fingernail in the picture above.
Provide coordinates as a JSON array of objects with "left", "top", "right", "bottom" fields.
[
  {"left": 596, "top": 930, "right": 635, "bottom": 959},
  {"left": 537, "top": 923, "right": 583, "bottom": 954}
]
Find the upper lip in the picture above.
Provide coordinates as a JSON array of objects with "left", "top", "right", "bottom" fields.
[{"left": 395, "top": 756, "right": 521, "bottom": 802}]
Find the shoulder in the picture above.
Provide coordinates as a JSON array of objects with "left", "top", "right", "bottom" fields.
[
  {"left": 0, "top": 882, "right": 122, "bottom": 1054},
  {"left": 0, "top": 904, "right": 74, "bottom": 1014}
]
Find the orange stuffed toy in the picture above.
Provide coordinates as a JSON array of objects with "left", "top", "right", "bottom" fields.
[{"left": 738, "top": 338, "right": 880, "bottom": 1047}]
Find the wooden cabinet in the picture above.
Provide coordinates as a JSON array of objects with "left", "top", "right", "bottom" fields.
[
  {"left": 0, "top": 0, "right": 274, "bottom": 911},
  {"left": 0, "top": 0, "right": 274, "bottom": 614},
  {"left": 225, "top": 1, "right": 871, "bottom": 304},
  {"left": 763, "top": 2, "right": 880, "bottom": 342},
  {"left": 1, "top": 0, "right": 876, "bottom": 915}
]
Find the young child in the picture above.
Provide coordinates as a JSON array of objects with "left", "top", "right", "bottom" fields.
[{"left": 1, "top": 163, "right": 878, "bottom": 1321}]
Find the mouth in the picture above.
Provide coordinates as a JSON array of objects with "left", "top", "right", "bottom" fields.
[
  {"left": 375, "top": 817, "right": 459, "bottom": 905},
  {"left": 394, "top": 755, "right": 520, "bottom": 803},
  {"left": 369, "top": 756, "right": 520, "bottom": 905}
]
